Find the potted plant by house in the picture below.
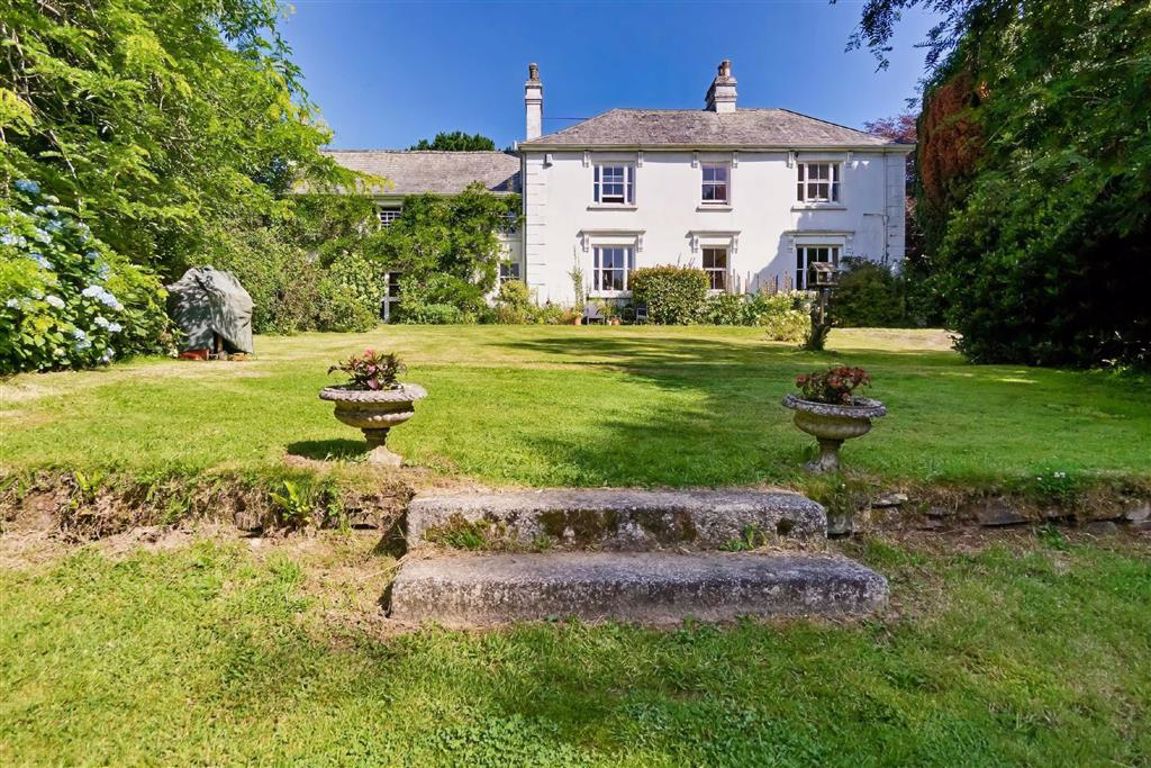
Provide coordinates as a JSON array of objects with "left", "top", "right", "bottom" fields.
[
  {"left": 782, "top": 366, "right": 885, "bottom": 473},
  {"left": 320, "top": 349, "right": 426, "bottom": 467}
]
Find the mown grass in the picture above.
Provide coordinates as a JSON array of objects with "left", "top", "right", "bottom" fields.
[
  {"left": 1, "top": 326, "right": 1148, "bottom": 489},
  {"left": 0, "top": 534, "right": 1148, "bottom": 765}
]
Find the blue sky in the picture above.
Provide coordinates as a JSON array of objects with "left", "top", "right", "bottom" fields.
[{"left": 281, "top": 1, "right": 936, "bottom": 150}]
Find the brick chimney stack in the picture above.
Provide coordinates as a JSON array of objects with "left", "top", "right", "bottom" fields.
[{"left": 705, "top": 60, "right": 737, "bottom": 113}]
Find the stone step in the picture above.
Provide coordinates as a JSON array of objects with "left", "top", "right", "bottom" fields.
[
  {"left": 388, "top": 551, "right": 886, "bottom": 626},
  {"left": 407, "top": 489, "right": 826, "bottom": 551}
]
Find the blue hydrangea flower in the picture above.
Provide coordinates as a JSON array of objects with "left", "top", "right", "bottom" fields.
[
  {"left": 82, "top": 285, "right": 102, "bottom": 298},
  {"left": 97, "top": 264, "right": 110, "bottom": 279},
  {"left": 45, "top": 295, "right": 65, "bottom": 309},
  {"left": 85, "top": 250, "right": 100, "bottom": 261},
  {"left": 1, "top": 233, "right": 20, "bottom": 247},
  {"left": 74, "top": 339, "right": 91, "bottom": 351},
  {"left": 33, "top": 228, "right": 52, "bottom": 244},
  {"left": 30, "top": 253, "right": 52, "bottom": 269},
  {"left": 14, "top": 179, "right": 40, "bottom": 195},
  {"left": 108, "top": 322, "right": 123, "bottom": 333},
  {"left": 93, "top": 316, "right": 110, "bottom": 329},
  {"left": 72, "top": 328, "right": 87, "bottom": 340}
]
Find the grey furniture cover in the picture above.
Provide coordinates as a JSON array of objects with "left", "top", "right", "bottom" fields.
[{"left": 167, "top": 267, "right": 254, "bottom": 354}]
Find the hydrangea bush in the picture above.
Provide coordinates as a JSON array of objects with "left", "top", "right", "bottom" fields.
[{"left": 0, "top": 180, "right": 170, "bottom": 374}]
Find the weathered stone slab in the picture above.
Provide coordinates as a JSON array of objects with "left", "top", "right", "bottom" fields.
[
  {"left": 407, "top": 489, "right": 826, "bottom": 551},
  {"left": 388, "top": 551, "right": 887, "bottom": 625}
]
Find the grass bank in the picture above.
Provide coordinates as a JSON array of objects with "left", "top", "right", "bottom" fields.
[
  {"left": 1, "top": 326, "right": 1148, "bottom": 490},
  {"left": 0, "top": 531, "right": 1148, "bottom": 765}
]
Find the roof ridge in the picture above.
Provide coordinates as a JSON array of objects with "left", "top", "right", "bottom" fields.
[{"left": 323, "top": 149, "right": 514, "bottom": 155}]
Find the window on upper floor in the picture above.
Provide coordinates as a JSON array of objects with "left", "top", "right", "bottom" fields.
[
  {"left": 593, "top": 246, "right": 634, "bottom": 292},
  {"left": 701, "top": 247, "right": 728, "bottom": 291},
  {"left": 700, "top": 164, "right": 730, "bottom": 205},
  {"left": 498, "top": 210, "right": 519, "bottom": 234},
  {"left": 795, "top": 245, "right": 841, "bottom": 289},
  {"left": 593, "top": 165, "right": 634, "bottom": 205},
  {"left": 796, "top": 163, "right": 841, "bottom": 204},
  {"left": 377, "top": 206, "right": 402, "bottom": 227}
]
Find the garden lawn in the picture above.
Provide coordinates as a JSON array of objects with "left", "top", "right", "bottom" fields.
[
  {"left": 0, "top": 531, "right": 1148, "bottom": 765},
  {"left": 1, "top": 326, "right": 1148, "bottom": 488}
]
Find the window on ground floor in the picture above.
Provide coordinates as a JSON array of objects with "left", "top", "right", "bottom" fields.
[
  {"left": 701, "top": 247, "right": 728, "bottom": 291},
  {"left": 795, "top": 246, "right": 840, "bottom": 289},
  {"left": 593, "top": 246, "right": 634, "bottom": 292},
  {"left": 382, "top": 271, "right": 402, "bottom": 321},
  {"left": 499, "top": 261, "right": 522, "bottom": 283}
]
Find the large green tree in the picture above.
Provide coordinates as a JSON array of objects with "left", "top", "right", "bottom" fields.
[
  {"left": 409, "top": 131, "right": 497, "bottom": 152},
  {"left": 846, "top": 0, "right": 1151, "bottom": 367},
  {"left": 0, "top": 0, "right": 350, "bottom": 278}
]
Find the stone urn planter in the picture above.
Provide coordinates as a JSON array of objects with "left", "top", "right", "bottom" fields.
[
  {"left": 782, "top": 394, "right": 886, "bottom": 473},
  {"left": 319, "top": 384, "right": 427, "bottom": 467}
]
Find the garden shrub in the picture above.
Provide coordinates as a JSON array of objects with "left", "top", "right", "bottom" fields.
[
  {"left": 493, "top": 280, "right": 532, "bottom": 324},
  {"left": 629, "top": 266, "right": 708, "bottom": 325},
  {"left": 396, "top": 273, "right": 486, "bottom": 324},
  {"left": 695, "top": 290, "right": 810, "bottom": 340},
  {"left": 0, "top": 180, "right": 170, "bottom": 374},
  {"left": 831, "top": 258, "right": 908, "bottom": 328},
  {"left": 702, "top": 293, "right": 747, "bottom": 325}
]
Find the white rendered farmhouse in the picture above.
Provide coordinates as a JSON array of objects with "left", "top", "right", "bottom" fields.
[
  {"left": 519, "top": 60, "right": 911, "bottom": 304},
  {"left": 325, "top": 60, "right": 911, "bottom": 312}
]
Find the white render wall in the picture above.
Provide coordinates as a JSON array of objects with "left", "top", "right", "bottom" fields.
[{"left": 520, "top": 149, "right": 908, "bottom": 305}]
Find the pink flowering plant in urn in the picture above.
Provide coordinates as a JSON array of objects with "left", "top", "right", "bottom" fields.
[
  {"left": 328, "top": 349, "right": 405, "bottom": 391},
  {"left": 783, "top": 365, "right": 885, "bottom": 472},
  {"left": 320, "top": 349, "right": 426, "bottom": 466}
]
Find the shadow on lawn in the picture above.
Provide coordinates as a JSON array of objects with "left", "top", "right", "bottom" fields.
[
  {"left": 494, "top": 334, "right": 821, "bottom": 486},
  {"left": 286, "top": 439, "right": 368, "bottom": 462}
]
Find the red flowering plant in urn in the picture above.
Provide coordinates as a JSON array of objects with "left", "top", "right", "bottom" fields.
[
  {"left": 783, "top": 365, "right": 885, "bottom": 473},
  {"left": 328, "top": 349, "right": 405, "bottom": 391},
  {"left": 319, "top": 349, "right": 426, "bottom": 466},
  {"left": 795, "top": 366, "right": 871, "bottom": 405}
]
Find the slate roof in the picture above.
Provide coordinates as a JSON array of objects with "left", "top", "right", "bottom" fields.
[
  {"left": 322, "top": 150, "right": 521, "bottom": 195},
  {"left": 521, "top": 108, "right": 903, "bottom": 149}
]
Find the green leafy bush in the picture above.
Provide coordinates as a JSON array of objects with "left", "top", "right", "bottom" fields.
[
  {"left": 831, "top": 258, "right": 909, "bottom": 328},
  {"left": 396, "top": 274, "right": 486, "bottom": 325},
  {"left": 629, "top": 266, "right": 708, "bottom": 325},
  {"left": 0, "top": 181, "right": 170, "bottom": 373},
  {"left": 493, "top": 280, "right": 532, "bottom": 324},
  {"left": 696, "top": 291, "right": 811, "bottom": 341},
  {"left": 702, "top": 293, "right": 747, "bottom": 325}
]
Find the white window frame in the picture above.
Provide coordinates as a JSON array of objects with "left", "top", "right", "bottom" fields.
[
  {"left": 796, "top": 163, "right": 841, "bottom": 204},
  {"left": 701, "top": 246, "right": 729, "bottom": 292},
  {"left": 376, "top": 205, "right": 402, "bottom": 227},
  {"left": 795, "top": 245, "right": 841, "bottom": 290},
  {"left": 592, "top": 245, "right": 634, "bottom": 295},
  {"left": 593, "top": 164, "right": 635, "bottom": 205},
  {"left": 382, "top": 271, "right": 403, "bottom": 321},
  {"left": 498, "top": 261, "right": 522, "bottom": 284},
  {"left": 498, "top": 210, "right": 519, "bottom": 234},
  {"left": 700, "top": 163, "right": 731, "bottom": 205}
]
